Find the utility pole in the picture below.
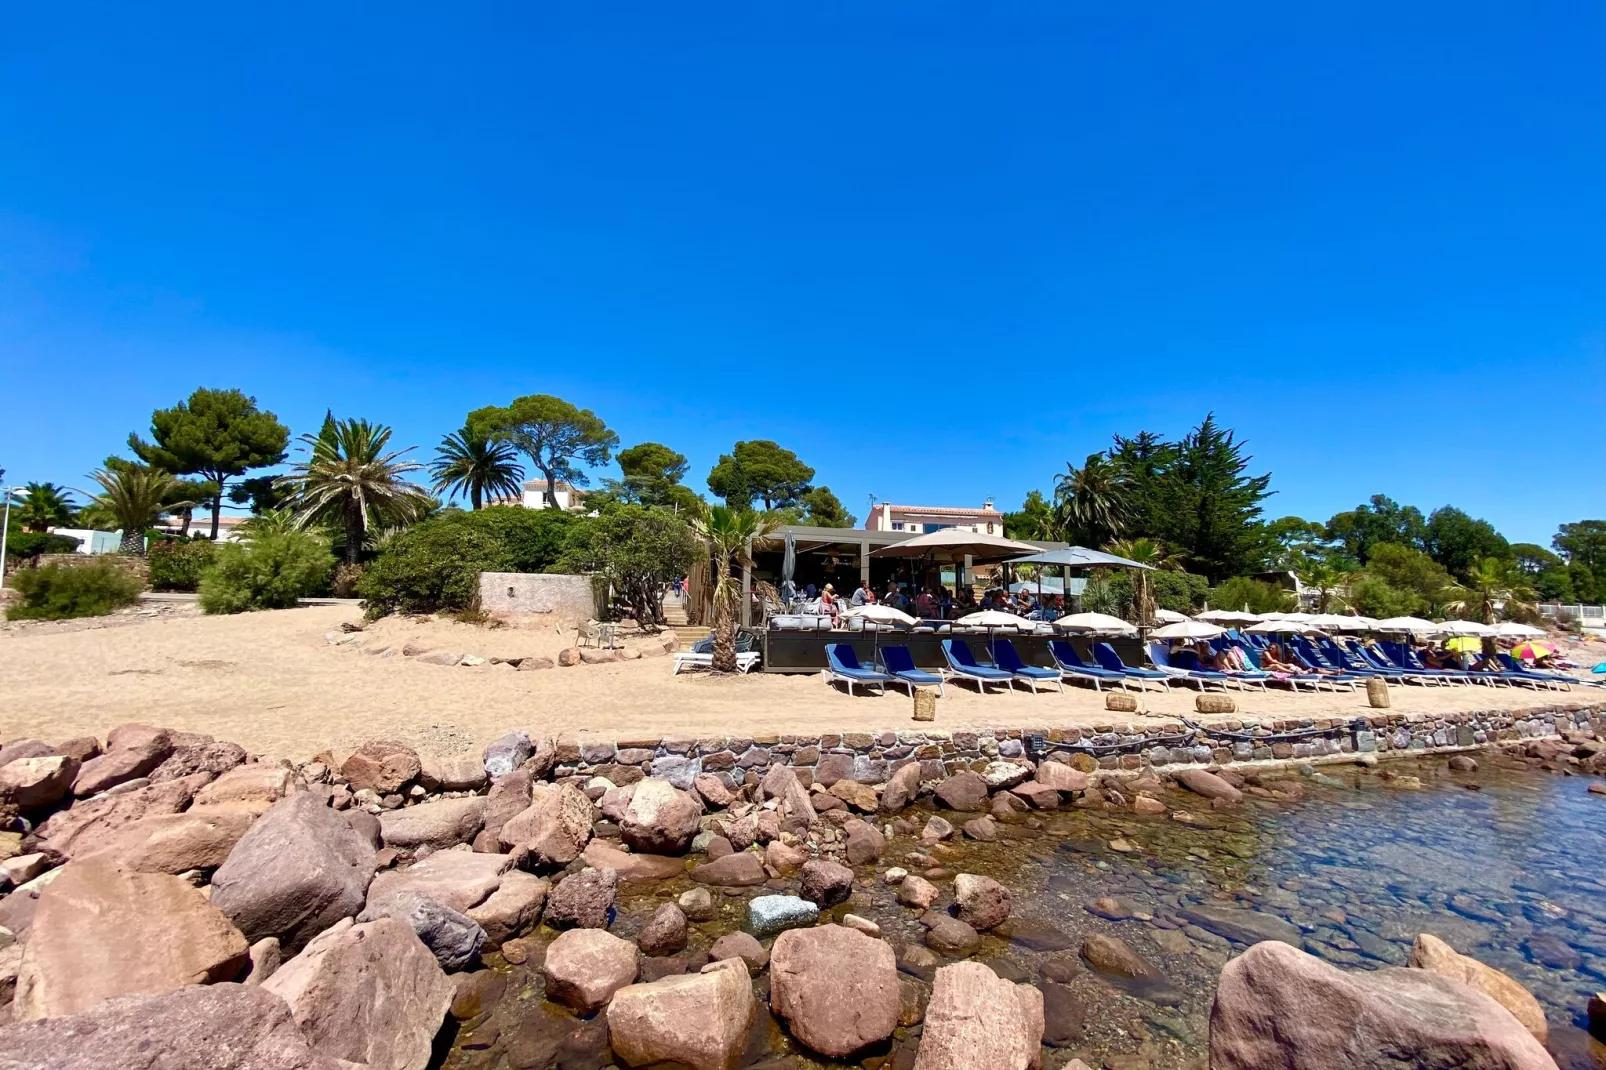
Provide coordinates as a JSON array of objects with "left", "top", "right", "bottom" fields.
[{"left": 0, "top": 486, "right": 22, "bottom": 593}]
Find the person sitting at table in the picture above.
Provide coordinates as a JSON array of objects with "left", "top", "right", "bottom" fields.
[
  {"left": 851, "top": 581, "right": 872, "bottom": 607},
  {"left": 954, "top": 588, "right": 977, "bottom": 615},
  {"left": 819, "top": 584, "right": 841, "bottom": 622},
  {"left": 1013, "top": 589, "right": 1035, "bottom": 616},
  {"left": 914, "top": 587, "right": 937, "bottom": 617}
]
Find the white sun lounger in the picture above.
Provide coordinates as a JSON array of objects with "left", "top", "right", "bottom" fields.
[{"left": 672, "top": 651, "right": 761, "bottom": 674}]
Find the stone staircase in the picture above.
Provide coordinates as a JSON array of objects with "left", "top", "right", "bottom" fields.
[{"left": 660, "top": 596, "right": 708, "bottom": 649}]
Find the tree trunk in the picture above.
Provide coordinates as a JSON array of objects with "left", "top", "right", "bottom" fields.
[
  {"left": 545, "top": 471, "right": 560, "bottom": 509},
  {"left": 712, "top": 598, "right": 737, "bottom": 673},
  {"left": 344, "top": 501, "right": 364, "bottom": 566},
  {"left": 209, "top": 481, "right": 224, "bottom": 540},
  {"left": 178, "top": 507, "right": 193, "bottom": 537},
  {"left": 471, "top": 485, "right": 482, "bottom": 510},
  {"left": 119, "top": 529, "right": 145, "bottom": 555}
]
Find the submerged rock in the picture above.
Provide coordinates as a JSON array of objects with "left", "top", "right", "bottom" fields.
[{"left": 748, "top": 894, "right": 819, "bottom": 937}]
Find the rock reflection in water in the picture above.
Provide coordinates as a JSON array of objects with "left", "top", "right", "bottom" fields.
[{"left": 444, "top": 758, "right": 1606, "bottom": 1070}]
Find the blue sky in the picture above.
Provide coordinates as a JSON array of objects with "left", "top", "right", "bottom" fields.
[{"left": 2, "top": 2, "right": 1601, "bottom": 545}]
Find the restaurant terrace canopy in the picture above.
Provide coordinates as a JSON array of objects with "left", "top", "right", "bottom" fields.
[{"left": 871, "top": 528, "right": 1040, "bottom": 563}]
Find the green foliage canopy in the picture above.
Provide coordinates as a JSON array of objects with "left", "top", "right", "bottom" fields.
[
  {"left": 129, "top": 388, "right": 289, "bottom": 539},
  {"left": 198, "top": 532, "right": 335, "bottom": 614},
  {"left": 706, "top": 441, "right": 814, "bottom": 511},
  {"left": 467, "top": 395, "right": 618, "bottom": 507}
]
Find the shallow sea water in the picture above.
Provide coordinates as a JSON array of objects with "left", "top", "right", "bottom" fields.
[{"left": 441, "top": 756, "right": 1606, "bottom": 1070}]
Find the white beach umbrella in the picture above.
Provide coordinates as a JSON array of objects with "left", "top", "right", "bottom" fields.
[
  {"left": 1054, "top": 612, "right": 1138, "bottom": 636},
  {"left": 1151, "top": 620, "right": 1226, "bottom": 640},
  {"left": 1372, "top": 616, "right": 1443, "bottom": 636},
  {"left": 1494, "top": 621, "right": 1544, "bottom": 638},
  {"left": 1333, "top": 615, "right": 1377, "bottom": 630},
  {"left": 1308, "top": 613, "right": 1363, "bottom": 631},
  {"left": 1277, "top": 612, "right": 1315, "bottom": 622},
  {"left": 1196, "top": 609, "right": 1262, "bottom": 624},
  {"left": 841, "top": 604, "right": 920, "bottom": 627},
  {"left": 1247, "top": 618, "right": 1322, "bottom": 635},
  {"left": 955, "top": 610, "right": 1033, "bottom": 630},
  {"left": 1437, "top": 619, "right": 1495, "bottom": 637},
  {"left": 1154, "top": 608, "right": 1189, "bottom": 624}
]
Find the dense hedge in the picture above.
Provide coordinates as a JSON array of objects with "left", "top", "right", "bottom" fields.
[
  {"left": 146, "top": 539, "right": 218, "bottom": 592},
  {"left": 7, "top": 561, "right": 143, "bottom": 621},
  {"left": 4, "top": 531, "right": 83, "bottom": 559},
  {"left": 198, "top": 532, "right": 335, "bottom": 614},
  {"left": 357, "top": 506, "right": 584, "bottom": 617}
]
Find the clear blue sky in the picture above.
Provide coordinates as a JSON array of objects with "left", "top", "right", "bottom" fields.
[{"left": 2, "top": 2, "right": 1601, "bottom": 545}]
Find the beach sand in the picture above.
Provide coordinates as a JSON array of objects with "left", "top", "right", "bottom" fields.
[{"left": 3, "top": 604, "right": 1601, "bottom": 763}]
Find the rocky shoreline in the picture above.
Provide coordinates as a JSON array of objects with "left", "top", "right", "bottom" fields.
[{"left": 1, "top": 716, "right": 1602, "bottom": 1069}]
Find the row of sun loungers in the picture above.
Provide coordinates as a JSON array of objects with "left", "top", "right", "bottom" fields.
[{"left": 823, "top": 633, "right": 1590, "bottom": 697}]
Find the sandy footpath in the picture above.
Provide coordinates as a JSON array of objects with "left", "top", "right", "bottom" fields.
[{"left": 2, "top": 604, "right": 1600, "bottom": 763}]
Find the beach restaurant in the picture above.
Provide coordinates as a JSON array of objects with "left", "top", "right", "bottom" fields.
[{"left": 735, "top": 524, "right": 1148, "bottom": 672}]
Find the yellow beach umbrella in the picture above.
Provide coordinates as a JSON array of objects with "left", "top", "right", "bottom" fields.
[{"left": 1445, "top": 636, "right": 1482, "bottom": 654}]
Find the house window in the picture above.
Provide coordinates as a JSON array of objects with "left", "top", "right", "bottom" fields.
[
  {"left": 892, "top": 522, "right": 904, "bottom": 531},
  {"left": 987, "top": 523, "right": 995, "bottom": 534}
]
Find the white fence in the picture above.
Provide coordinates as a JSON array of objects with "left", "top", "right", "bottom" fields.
[{"left": 1539, "top": 603, "right": 1606, "bottom": 627}]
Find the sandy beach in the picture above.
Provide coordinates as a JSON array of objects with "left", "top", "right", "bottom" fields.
[{"left": 1, "top": 603, "right": 1598, "bottom": 763}]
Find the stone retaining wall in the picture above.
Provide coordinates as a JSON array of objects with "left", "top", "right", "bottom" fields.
[
  {"left": 548, "top": 701, "right": 1606, "bottom": 790},
  {"left": 477, "top": 572, "right": 598, "bottom": 621}
]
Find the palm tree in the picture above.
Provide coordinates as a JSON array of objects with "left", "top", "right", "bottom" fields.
[
  {"left": 430, "top": 425, "right": 525, "bottom": 510},
  {"left": 1445, "top": 556, "right": 1539, "bottom": 655},
  {"left": 689, "top": 506, "right": 778, "bottom": 672},
  {"left": 15, "top": 482, "right": 74, "bottom": 532},
  {"left": 277, "top": 417, "right": 433, "bottom": 565},
  {"left": 1105, "top": 537, "right": 1181, "bottom": 626},
  {"left": 85, "top": 467, "right": 179, "bottom": 555},
  {"left": 1297, "top": 559, "right": 1354, "bottom": 613},
  {"left": 1053, "top": 452, "right": 1131, "bottom": 547},
  {"left": 235, "top": 507, "right": 300, "bottom": 541}
]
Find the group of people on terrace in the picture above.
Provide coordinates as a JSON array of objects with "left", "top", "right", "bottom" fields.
[{"left": 801, "top": 579, "right": 1067, "bottom": 624}]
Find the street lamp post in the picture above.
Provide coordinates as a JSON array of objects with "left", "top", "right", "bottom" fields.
[{"left": 0, "top": 485, "right": 22, "bottom": 593}]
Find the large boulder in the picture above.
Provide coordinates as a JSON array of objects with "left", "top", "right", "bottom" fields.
[
  {"left": 464, "top": 870, "right": 547, "bottom": 947},
  {"left": 499, "top": 783, "right": 592, "bottom": 865},
  {"left": 843, "top": 817, "right": 887, "bottom": 865},
  {"left": 360, "top": 890, "right": 486, "bottom": 971},
  {"left": 35, "top": 773, "right": 210, "bottom": 859},
  {"left": 190, "top": 763, "right": 296, "bottom": 813},
  {"left": 1035, "top": 762, "right": 1089, "bottom": 793},
  {"left": 149, "top": 740, "right": 248, "bottom": 783},
  {"left": 0, "top": 738, "right": 54, "bottom": 767},
  {"left": 77, "top": 807, "right": 256, "bottom": 874},
  {"left": 340, "top": 740, "right": 422, "bottom": 795},
  {"left": 1410, "top": 933, "right": 1549, "bottom": 1044},
  {"left": 482, "top": 731, "right": 533, "bottom": 778},
  {"left": 934, "top": 771, "right": 988, "bottom": 812},
  {"left": 1173, "top": 768, "right": 1243, "bottom": 804},
  {"left": 377, "top": 796, "right": 486, "bottom": 850},
  {"left": 473, "top": 767, "right": 533, "bottom": 851},
  {"left": 544, "top": 928, "right": 639, "bottom": 1012},
  {"left": 637, "top": 902, "right": 689, "bottom": 956},
  {"left": 210, "top": 791, "right": 378, "bottom": 952},
  {"left": 365, "top": 849, "right": 511, "bottom": 914},
  {"left": 0, "top": 754, "right": 78, "bottom": 811},
  {"left": 71, "top": 724, "right": 174, "bottom": 797},
  {"left": 913, "top": 960, "right": 1044, "bottom": 1070},
  {"left": 799, "top": 859, "right": 855, "bottom": 907},
  {"left": 582, "top": 839, "right": 687, "bottom": 882},
  {"left": 607, "top": 958, "right": 756, "bottom": 1070},
  {"left": 1210, "top": 940, "right": 1557, "bottom": 1070},
  {"left": 770, "top": 924, "right": 898, "bottom": 1057},
  {"left": 544, "top": 867, "right": 618, "bottom": 929},
  {"left": 758, "top": 765, "right": 816, "bottom": 833},
  {"left": 0, "top": 982, "right": 348, "bottom": 1069},
  {"left": 14, "top": 857, "right": 249, "bottom": 1020},
  {"left": 880, "top": 762, "right": 923, "bottom": 813},
  {"left": 620, "top": 778, "right": 702, "bottom": 855},
  {"left": 954, "top": 874, "right": 1011, "bottom": 931},
  {"left": 418, "top": 752, "right": 487, "bottom": 793},
  {"left": 690, "top": 851, "right": 767, "bottom": 887},
  {"left": 263, "top": 916, "right": 453, "bottom": 1070}
]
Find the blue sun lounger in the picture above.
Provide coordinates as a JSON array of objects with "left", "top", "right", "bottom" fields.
[
  {"left": 941, "top": 639, "right": 1015, "bottom": 693},
  {"left": 1143, "top": 643, "right": 1232, "bottom": 691},
  {"left": 1048, "top": 640, "right": 1128, "bottom": 691},
  {"left": 988, "top": 638, "right": 1063, "bottom": 693},
  {"left": 824, "top": 643, "right": 892, "bottom": 696},
  {"left": 878, "top": 644, "right": 945, "bottom": 696},
  {"left": 1496, "top": 653, "right": 1577, "bottom": 690},
  {"left": 1091, "top": 642, "right": 1171, "bottom": 692}
]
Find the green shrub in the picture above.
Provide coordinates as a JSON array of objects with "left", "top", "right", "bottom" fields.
[
  {"left": 198, "top": 532, "right": 336, "bottom": 614},
  {"left": 357, "top": 507, "right": 592, "bottom": 618},
  {"left": 4, "top": 531, "right": 83, "bottom": 559},
  {"left": 146, "top": 539, "right": 218, "bottom": 592},
  {"left": 7, "top": 561, "right": 143, "bottom": 620},
  {"left": 1206, "top": 576, "right": 1295, "bottom": 615},
  {"left": 357, "top": 521, "right": 509, "bottom": 617},
  {"left": 331, "top": 562, "right": 365, "bottom": 599},
  {"left": 1344, "top": 573, "right": 1424, "bottom": 618}
]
